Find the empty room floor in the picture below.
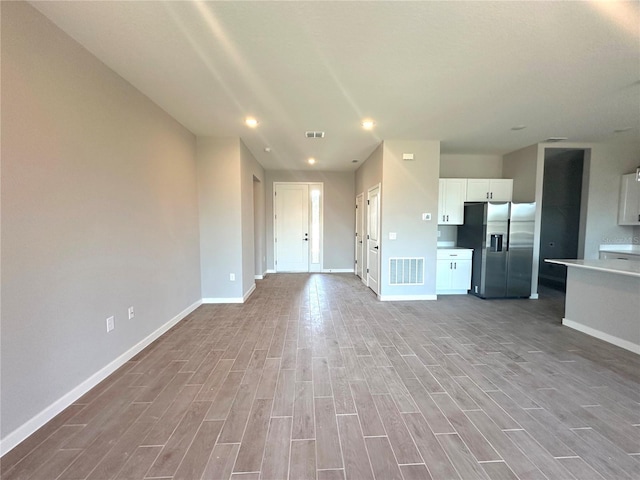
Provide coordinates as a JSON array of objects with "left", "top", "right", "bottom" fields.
[{"left": 2, "top": 273, "right": 640, "bottom": 480}]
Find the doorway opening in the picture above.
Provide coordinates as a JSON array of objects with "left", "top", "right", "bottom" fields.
[{"left": 538, "top": 148, "right": 587, "bottom": 291}]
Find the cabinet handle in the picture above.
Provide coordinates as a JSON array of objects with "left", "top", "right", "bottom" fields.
[
  {"left": 454, "top": 262, "right": 457, "bottom": 269},
  {"left": 450, "top": 262, "right": 453, "bottom": 269},
  {"left": 446, "top": 215, "right": 449, "bottom": 221},
  {"left": 490, "top": 192, "right": 493, "bottom": 199},
  {"left": 486, "top": 192, "right": 489, "bottom": 199}
]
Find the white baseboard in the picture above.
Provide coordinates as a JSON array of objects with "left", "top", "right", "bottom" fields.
[
  {"left": 243, "top": 283, "right": 256, "bottom": 302},
  {"left": 0, "top": 299, "right": 202, "bottom": 456},
  {"left": 266, "top": 269, "right": 276, "bottom": 274},
  {"left": 321, "top": 269, "right": 355, "bottom": 273},
  {"left": 254, "top": 275, "right": 263, "bottom": 280},
  {"left": 436, "top": 290, "right": 469, "bottom": 295},
  {"left": 202, "top": 297, "right": 244, "bottom": 304},
  {"left": 529, "top": 293, "right": 539, "bottom": 299},
  {"left": 562, "top": 318, "right": 640, "bottom": 355},
  {"left": 379, "top": 294, "right": 437, "bottom": 301}
]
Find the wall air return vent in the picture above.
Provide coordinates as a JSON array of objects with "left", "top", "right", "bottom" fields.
[
  {"left": 389, "top": 258, "right": 424, "bottom": 285},
  {"left": 305, "top": 131, "right": 325, "bottom": 138}
]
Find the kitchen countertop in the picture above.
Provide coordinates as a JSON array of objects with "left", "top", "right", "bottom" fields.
[
  {"left": 599, "top": 244, "right": 640, "bottom": 255},
  {"left": 545, "top": 258, "right": 640, "bottom": 278}
]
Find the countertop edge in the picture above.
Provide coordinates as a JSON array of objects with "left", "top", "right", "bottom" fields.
[{"left": 545, "top": 259, "right": 640, "bottom": 279}]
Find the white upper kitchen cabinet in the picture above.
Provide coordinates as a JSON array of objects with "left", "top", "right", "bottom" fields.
[
  {"left": 466, "top": 178, "right": 513, "bottom": 202},
  {"left": 618, "top": 173, "right": 640, "bottom": 225},
  {"left": 438, "top": 178, "right": 466, "bottom": 225}
]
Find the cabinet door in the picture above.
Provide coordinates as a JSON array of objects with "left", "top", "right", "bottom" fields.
[
  {"left": 618, "top": 174, "right": 640, "bottom": 225},
  {"left": 466, "top": 179, "right": 491, "bottom": 201},
  {"left": 489, "top": 179, "right": 513, "bottom": 201},
  {"left": 443, "top": 179, "right": 466, "bottom": 224},
  {"left": 450, "top": 259, "right": 472, "bottom": 290},
  {"left": 436, "top": 259, "right": 452, "bottom": 290}
]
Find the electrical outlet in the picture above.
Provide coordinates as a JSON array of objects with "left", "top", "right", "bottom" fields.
[
  {"left": 106, "top": 316, "right": 115, "bottom": 333},
  {"left": 229, "top": 273, "right": 235, "bottom": 281},
  {"left": 128, "top": 306, "right": 134, "bottom": 320}
]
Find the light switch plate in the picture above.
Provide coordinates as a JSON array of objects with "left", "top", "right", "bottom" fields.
[{"left": 422, "top": 213, "right": 431, "bottom": 221}]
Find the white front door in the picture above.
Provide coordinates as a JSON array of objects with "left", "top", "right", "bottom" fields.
[
  {"left": 274, "top": 183, "right": 323, "bottom": 272},
  {"left": 367, "top": 184, "right": 380, "bottom": 294},
  {"left": 275, "top": 183, "right": 309, "bottom": 272},
  {"left": 355, "top": 193, "right": 364, "bottom": 279}
]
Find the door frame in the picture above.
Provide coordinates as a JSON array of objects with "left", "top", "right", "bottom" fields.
[
  {"left": 355, "top": 192, "right": 365, "bottom": 280},
  {"left": 273, "top": 182, "right": 323, "bottom": 273},
  {"left": 366, "top": 183, "right": 381, "bottom": 294}
]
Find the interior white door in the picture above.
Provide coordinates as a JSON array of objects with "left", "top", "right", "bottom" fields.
[
  {"left": 355, "top": 193, "right": 364, "bottom": 279},
  {"left": 367, "top": 185, "right": 380, "bottom": 294},
  {"left": 275, "top": 183, "right": 309, "bottom": 272}
]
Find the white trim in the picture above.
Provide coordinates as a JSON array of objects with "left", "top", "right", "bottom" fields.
[
  {"left": 266, "top": 269, "right": 276, "bottom": 274},
  {"left": 321, "top": 269, "right": 355, "bottom": 273},
  {"left": 254, "top": 275, "right": 264, "bottom": 280},
  {"left": 436, "top": 290, "right": 469, "bottom": 295},
  {"left": 243, "top": 283, "right": 256, "bottom": 302},
  {"left": 562, "top": 318, "right": 640, "bottom": 355},
  {"left": 0, "top": 299, "right": 202, "bottom": 456},
  {"left": 529, "top": 293, "right": 539, "bottom": 299},
  {"left": 202, "top": 297, "right": 244, "bottom": 304},
  {"left": 379, "top": 294, "right": 437, "bottom": 301}
]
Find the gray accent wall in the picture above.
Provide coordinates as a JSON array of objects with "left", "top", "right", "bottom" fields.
[
  {"left": 265, "top": 170, "right": 355, "bottom": 271},
  {"left": 1, "top": 2, "right": 201, "bottom": 440}
]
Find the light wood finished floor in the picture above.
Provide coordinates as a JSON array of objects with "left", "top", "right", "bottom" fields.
[{"left": 2, "top": 273, "right": 640, "bottom": 480}]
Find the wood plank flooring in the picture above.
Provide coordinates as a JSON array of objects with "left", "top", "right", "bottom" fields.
[{"left": 2, "top": 273, "right": 639, "bottom": 480}]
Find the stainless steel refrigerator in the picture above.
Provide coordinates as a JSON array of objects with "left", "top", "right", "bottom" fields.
[{"left": 457, "top": 202, "right": 536, "bottom": 298}]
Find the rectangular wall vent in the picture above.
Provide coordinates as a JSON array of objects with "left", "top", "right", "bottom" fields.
[
  {"left": 305, "top": 131, "right": 325, "bottom": 138},
  {"left": 389, "top": 257, "right": 424, "bottom": 285}
]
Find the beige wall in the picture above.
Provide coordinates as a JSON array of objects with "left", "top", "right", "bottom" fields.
[
  {"left": 380, "top": 140, "right": 440, "bottom": 299},
  {"left": 197, "top": 137, "right": 244, "bottom": 300},
  {"left": 440, "top": 154, "right": 503, "bottom": 178},
  {"left": 265, "top": 170, "right": 355, "bottom": 271},
  {"left": 240, "top": 140, "right": 265, "bottom": 291},
  {"left": 502, "top": 144, "right": 539, "bottom": 202},
  {"left": 1, "top": 2, "right": 201, "bottom": 444}
]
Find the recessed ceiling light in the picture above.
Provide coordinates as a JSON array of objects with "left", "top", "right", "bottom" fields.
[
  {"left": 245, "top": 117, "right": 259, "bottom": 128},
  {"left": 614, "top": 127, "right": 632, "bottom": 133},
  {"left": 511, "top": 125, "right": 526, "bottom": 131},
  {"left": 264, "top": 147, "right": 271, "bottom": 153},
  {"left": 362, "top": 119, "right": 375, "bottom": 130},
  {"left": 352, "top": 160, "right": 359, "bottom": 163},
  {"left": 308, "top": 158, "right": 316, "bottom": 165}
]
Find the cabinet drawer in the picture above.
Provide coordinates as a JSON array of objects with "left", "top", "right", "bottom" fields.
[{"left": 437, "top": 249, "right": 473, "bottom": 260}]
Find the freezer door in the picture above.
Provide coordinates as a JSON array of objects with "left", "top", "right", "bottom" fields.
[
  {"left": 507, "top": 202, "right": 536, "bottom": 297},
  {"left": 483, "top": 203, "right": 510, "bottom": 297}
]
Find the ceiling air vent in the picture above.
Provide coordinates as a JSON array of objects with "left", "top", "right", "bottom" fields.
[
  {"left": 305, "top": 131, "right": 325, "bottom": 138},
  {"left": 544, "top": 137, "right": 568, "bottom": 143}
]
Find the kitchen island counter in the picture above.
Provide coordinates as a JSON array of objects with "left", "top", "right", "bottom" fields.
[{"left": 545, "top": 259, "right": 640, "bottom": 354}]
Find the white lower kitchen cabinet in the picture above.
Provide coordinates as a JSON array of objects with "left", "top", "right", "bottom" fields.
[{"left": 436, "top": 248, "right": 473, "bottom": 295}]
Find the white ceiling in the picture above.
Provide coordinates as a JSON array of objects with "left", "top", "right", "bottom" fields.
[{"left": 31, "top": 1, "right": 640, "bottom": 171}]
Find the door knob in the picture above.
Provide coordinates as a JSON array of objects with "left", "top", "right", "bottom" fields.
[{"left": 374, "top": 245, "right": 379, "bottom": 250}]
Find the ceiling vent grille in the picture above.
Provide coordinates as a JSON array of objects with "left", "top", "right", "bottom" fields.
[
  {"left": 389, "top": 257, "right": 424, "bottom": 285},
  {"left": 305, "top": 131, "right": 325, "bottom": 138},
  {"left": 544, "top": 137, "right": 568, "bottom": 143}
]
